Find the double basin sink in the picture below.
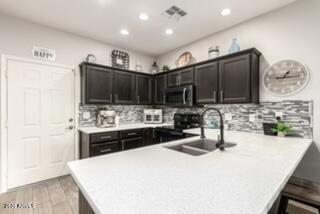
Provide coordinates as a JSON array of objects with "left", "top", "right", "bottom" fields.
[{"left": 164, "top": 139, "right": 236, "bottom": 156}]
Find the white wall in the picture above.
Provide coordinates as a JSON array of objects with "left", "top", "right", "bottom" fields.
[
  {"left": 0, "top": 13, "right": 156, "bottom": 192},
  {"left": 157, "top": 0, "right": 320, "bottom": 182},
  {"left": 0, "top": 13, "right": 154, "bottom": 72}
]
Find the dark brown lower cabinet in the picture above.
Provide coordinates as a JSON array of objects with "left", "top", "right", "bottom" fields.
[
  {"left": 121, "top": 137, "right": 143, "bottom": 150},
  {"left": 89, "top": 141, "right": 120, "bottom": 157},
  {"left": 143, "top": 128, "right": 154, "bottom": 145},
  {"left": 79, "top": 191, "right": 95, "bottom": 214},
  {"left": 80, "top": 128, "right": 154, "bottom": 159}
]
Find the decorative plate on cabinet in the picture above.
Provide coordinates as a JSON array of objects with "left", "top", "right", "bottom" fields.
[
  {"left": 262, "top": 60, "right": 310, "bottom": 96},
  {"left": 111, "top": 50, "right": 129, "bottom": 69},
  {"left": 175, "top": 52, "right": 193, "bottom": 68}
]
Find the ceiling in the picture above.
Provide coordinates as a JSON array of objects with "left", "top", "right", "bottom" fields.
[{"left": 0, "top": 0, "right": 296, "bottom": 56}]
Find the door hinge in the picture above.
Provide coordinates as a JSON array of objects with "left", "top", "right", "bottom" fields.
[
  {"left": 5, "top": 120, "right": 8, "bottom": 128},
  {"left": 72, "top": 69, "right": 77, "bottom": 76},
  {"left": 5, "top": 69, "right": 8, "bottom": 79}
]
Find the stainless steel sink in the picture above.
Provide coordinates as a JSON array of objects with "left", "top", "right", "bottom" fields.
[
  {"left": 184, "top": 139, "right": 219, "bottom": 151},
  {"left": 165, "top": 144, "right": 209, "bottom": 156},
  {"left": 164, "top": 139, "right": 237, "bottom": 156}
]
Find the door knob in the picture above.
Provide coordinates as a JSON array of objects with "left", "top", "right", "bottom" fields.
[
  {"left": 66, "top": 125, "right": 74, "bottom": 130},
  {"left": 69, "top": 118, "right": 73, "bottom": 122}
]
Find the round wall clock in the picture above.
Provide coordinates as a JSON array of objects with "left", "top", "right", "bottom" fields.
[{"left": 262, "top": 60, "right": 310, "bottom": 96}]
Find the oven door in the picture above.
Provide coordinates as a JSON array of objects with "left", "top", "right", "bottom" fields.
[{"left": 165, "top": 85, "right": 194, "bottom": 107}]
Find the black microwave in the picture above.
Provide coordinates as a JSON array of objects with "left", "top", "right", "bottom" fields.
[{"left": 165, "top": 85, "right": 194, "bottom": 107}]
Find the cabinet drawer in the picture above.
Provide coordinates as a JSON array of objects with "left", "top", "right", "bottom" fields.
[
  {"left": 121, "top": 137, "right": 143, "bottom": 150},
  {"left": 120, "top": 129, "right": 142, "bottom": 139},
  {"left": 90, "top": 141, "right": 120, "bottom": 157},
  {"left": 90, "top": 132, "right": 119, "bottom": 143}
]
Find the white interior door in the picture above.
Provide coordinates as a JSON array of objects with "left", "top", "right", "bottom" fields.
[{"left": 7, "top": 59, "right": 75, "bottom": 189}]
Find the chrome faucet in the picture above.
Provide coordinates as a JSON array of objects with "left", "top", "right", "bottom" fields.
[{"left": 200, "top": 107, "right": 225, "bottom": 151}]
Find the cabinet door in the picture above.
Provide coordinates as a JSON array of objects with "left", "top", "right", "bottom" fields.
[
  {"left": 195, "top": 63, "right": 218, "bottom": 104},
  {"left": 167, "top": 71, "right": 180, "bottom": 87},
  {"left": 179, "top": 68, "right": 194, "bottom": 85},
  {"left": 82, "top": 65, "right": 113, "bottom": 104},
  {"left": 136, "top": 74, "right": 152, "bottom": 105},
  {"left": 114, "top": 70, "right": 136, "bottom": 104},
  {"left": 219, "top": 54, "right": 251, "bottom": 103},
  {"left": 121, "top": 137, "right": 144, "bottom": 150},
  {"left": 143, "top": 128, "right": 154, "bottom": 146},
  {"left": 154, "top": 74, "right": 167, "bottom": 105}
]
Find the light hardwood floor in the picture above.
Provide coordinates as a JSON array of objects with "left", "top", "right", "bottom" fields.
[
  {"left": 0, "top": 175, "right": 318, "bottom": 214},
  {"left": 0, "top": 175, "right": 78, "bottom": 214}
]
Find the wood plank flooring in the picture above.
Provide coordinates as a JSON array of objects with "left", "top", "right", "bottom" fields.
[
  {"left": 0, "top": 175, "right": 78, "bottom": 214},
  {"left": 0, "top": 175, "right": 318, "bottom": 214}
]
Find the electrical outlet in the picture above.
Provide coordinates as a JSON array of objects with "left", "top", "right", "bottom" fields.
[
  {"left": 83, "top": 111, "right": 91, "bottom": 119},
  {"left": 225, "top": 113, "right": 232, "bottom": 121},
  {"left": 249, "top": 114, "right": 256, "bottom": 122},
  {"left": 275, "top": 112, "right": 283, "bottom": 119}
]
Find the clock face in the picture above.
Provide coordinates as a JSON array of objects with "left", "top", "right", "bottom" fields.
[{"left": 262, "top": 60, "right": 310, "bottom": 96}]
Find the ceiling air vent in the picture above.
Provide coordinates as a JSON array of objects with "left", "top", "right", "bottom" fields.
[{"left": 163, "top": 5, "right": 187, "bottom": 21}]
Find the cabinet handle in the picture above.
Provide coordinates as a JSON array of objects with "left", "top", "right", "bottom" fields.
[
  {"left": 100, "top": 149, "right": 112, "bottom": 153},
  {"left": 115, "top": 94, "right": 118, "bottom": 102},
  {"left": 137, "top": 96, "right": 140, "bottom": 104},
  {"left": 183, "top": 88, "right": 187, "bottom": 105},
  {"left": 121, "top": 141, "right": 124, "bottom": 150},
  {"left": 127, "top": 132, "right": 137, "bottom": 136},
  {"left": 179, "top": 76, "right": 181, "bottom": 85},
  {"left": 220, "top": 91, "right": 224, "bottom": 103},
  {"left": 110, "top": 94, "right": 113, "bottom": 102},
  {"left": 100, "top": 136, "right": 112, "bottom": 139},
  {"left": 213, "top": 91, "right": 216, "bottom": 101},
  {"left": 163, "top": 95, "right": 166, "bottom": 104}
]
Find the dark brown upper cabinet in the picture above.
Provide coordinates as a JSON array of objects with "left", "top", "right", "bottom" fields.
[
  {"left": 219, "top": 53, "right": 259, "bottom": 104},
  {"left": 154, "top": 74, "right": 167, "bottom": 105},
  {"left": 195, "top": 62, "right": 218, "bottom": 104},
  {"left": 80, "top": 64, "right": 113, "bottom": 105},
  {"left": 167, "top": 67, "right": 194, "bottom": 87},
  {"left": 136, "top": 74, "right": 153, "bottom": 105},
  {"left": 114, "top": 70, "right": 136, "bottom": 104}
]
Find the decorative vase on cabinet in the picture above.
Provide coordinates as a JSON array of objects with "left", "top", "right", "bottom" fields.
[{"left": 229, "top": 38, "right": 240, "bottom": 54}]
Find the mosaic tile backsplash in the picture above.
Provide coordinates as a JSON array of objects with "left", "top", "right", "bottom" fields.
[
  {"left": 79, "top": 100, "right": 313, "bottom": 139},
  {"left": 79, "top": 105, "right": 151, "bottom": 126}
]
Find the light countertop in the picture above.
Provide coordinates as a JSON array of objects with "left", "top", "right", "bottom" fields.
[
  {"left": 78, "top": 123, "right": 173, "bottom": 134},
  {"left": 68, "top": 128, "right": 312, "bottom": 214}
]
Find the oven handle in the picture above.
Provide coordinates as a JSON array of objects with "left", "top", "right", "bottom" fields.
[{"left": 183, "top": 88, "right": 187, "bottom": 105}]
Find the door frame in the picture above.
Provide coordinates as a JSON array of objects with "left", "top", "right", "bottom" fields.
[{"left": 0, "top": 55, "right": 77, "bottom": 193}]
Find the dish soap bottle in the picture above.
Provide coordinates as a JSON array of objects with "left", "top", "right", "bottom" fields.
[{"left": 229, "top": 38, "right": 240, "bottom": 54}]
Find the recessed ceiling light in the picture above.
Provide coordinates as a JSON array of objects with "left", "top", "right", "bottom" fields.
[
  {"left": 221, "top": 8, "right": 231, "bottom": 16},
  {"left": 139, "top": 13, "right": 149, "bottom": 20},
  {"left": 120, "top": 29, "right": 129, "bottom": 35},
  {"left": 165, "top": 29, "right": 174, "bottom": 35}
]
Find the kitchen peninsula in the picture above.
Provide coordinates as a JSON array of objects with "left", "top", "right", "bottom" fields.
[{"left": 68, "top": 129, "right": 312, "bottom": 214}]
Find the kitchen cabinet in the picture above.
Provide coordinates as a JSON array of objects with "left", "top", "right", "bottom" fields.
[
  {"left": 114, "top": 70, "right": 136, "bottom": 104},
  {"left": 167, "top": 67, "right": 194, "bottom": 87},
  {"left": 80, "top": 128, "right": 153, "bottom": 159},
  {"left": 136, "top": 74, "right": 153, "bottom": 105},
  {"left": 80, "top": 64, "right": 113, "bottom": 105},
  {"left": 143, "top": 128, "right": 154, "bottom": 145},
  {"left": 80, "top": 48, "right": 260, "bottom": 106},
  {"left": 79, "top": 191, "right": 95, "bottom": 214},
  {"left": 89, "top": 141, "right": 120, "bottom": 157},
  {"left": 219, "top": 53, "right": 259, "bottom": 104},
  {"left": 121, "top": 137, "right": 144, "bottom": 150},
  {"left": 195, "top": 62, "right": 218, "bottom": 104},
  {"left": 120, "top": 129, "right": 143, "bottom": 150},
  {"left": 154, "top": 74, "right": 167, "bottom": 105}
]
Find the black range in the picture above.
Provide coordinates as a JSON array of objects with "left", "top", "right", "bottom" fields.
[{"left": 154, "top": 113, "right": 201, "bottom": 144}]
